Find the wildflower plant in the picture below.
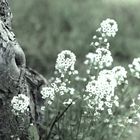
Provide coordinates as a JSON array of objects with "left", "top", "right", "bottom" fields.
[
  {"left": 11, "top": 94, "right": 30, "bottom": 115},
  {"left": 129, "top": 58, "right": 140, "bottom": 79},
  {"left": 11, "top": 18, "right": 140, "bottom": 140}
]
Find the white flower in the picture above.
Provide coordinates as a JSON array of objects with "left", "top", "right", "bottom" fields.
[
  {"left": 40, "top": 87, "right": 55, "bottom": 103},
  {"left": 95, "top": 42, "right": 99, "bottom": 46},
  {"left": 97, "top": 18, "right": 118, "bottom": 37},
  {"left": 85, "top": 48, "right": 113, "bottom": 69},
  {"left": 127, "top": 119, "right": 133, "bottom": 124},
  {"left": 130, "top": 99, "right": 136, "bottom": 107},
  {"left": 112, "top": 66, "right": 127, "bottom": 85},
  {"left": 107, "top": 109, "right": 113, "bottom": 115},
  {"left": 114, "top": 100, "right": 119, "bottom": 107},
  {"left": 98, "top": 69, "right": 117, "bottom": 88},
  {"left": 138, "top": 94, "right": 140, "bottom": 100},
  {"left": 129, "top": 58, "right": 140, "bottom": 79},
  {"left": 104, "top": 38, "right": 108, "bottom": 42},
  {"left": 11, "top": 94, "right": 30, "bottom": 114},
  {"left": 136, "top": 113, "right": 140, "bottom": 119},
  {"left": 55, "top": 50, "right": 76, "bottom": 73},
  {"left": 47, "top": 76, "right": 76, "bottom": 106},
  {"left": 73, "top": 70, "right": 79, "bottom": 75},
  {"left": 96, "top": 48, "right": 113, "bottom": 68},
  {"left": 85, "top": 52, "right": 97, "bottom": 64},
  {"left": 85, "top": 69, "right": 119, "bottom": 115},
  {"left": 41, "top": 106, "right": 45, "bottom": 111},
  {"left": 104, "top": 119, "right": 110, "bottom": 123},
  {"left": 85, "top": 80, "right": 96, "bottom": 94},
  {"left": 55, "top": 78, "right": 61, "bottom": 83},
  {"left": 108, "top": 124, "right": 113, "bottom": 128},
  {"left": 63, "top": 99, "right": 73, "bottom": 105},
  {"left": 93, "top": 35, "right": 97, "bottom": 39},
  {"left": 69, "top": 88, "right": 75, "bottom": 95}
]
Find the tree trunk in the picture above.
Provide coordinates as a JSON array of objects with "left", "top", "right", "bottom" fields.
[{"left": 0, "top": 0, "right": 47, "bottom": 139}]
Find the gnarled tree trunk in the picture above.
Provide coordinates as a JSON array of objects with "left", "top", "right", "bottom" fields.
[{"left": 0, "top": 0, "right": 47, "bottom": 139}]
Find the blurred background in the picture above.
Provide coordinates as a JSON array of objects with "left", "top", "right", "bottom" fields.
[
  {"left": 10, "top": 0, "right": 140, "bottom": 77},
  {"left": 10, "top": 0, "right": 140, "bottom": 139}
]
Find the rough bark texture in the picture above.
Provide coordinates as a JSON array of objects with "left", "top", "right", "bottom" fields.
[{"left": 0, "top": 0, "right": 47, "bottom": 139}]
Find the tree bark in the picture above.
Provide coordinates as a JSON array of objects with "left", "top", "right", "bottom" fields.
[{"left": 0, "top": 0, "right": 47, "bottom": 139}]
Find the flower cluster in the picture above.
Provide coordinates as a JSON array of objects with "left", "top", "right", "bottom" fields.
[
  {"left": 131, "top": 98, "right": 140, "bottom": 122},
  {"left": 41, "top": 57, "right": 78, "bottom": 105},
  {"left": 40, "top": 49, "right": 78, "bottom": 107},
  {"left": 11, "top": 94, "right": 30, "bottom": 114},
  {"left": 129, "top": 57, "right": 140, "bottom": 79},
  {"left": 52, "top": 77, "right": 76, "bottom": 101},
  {"left": 85, "top": 66, "right": 127, "bottom": 117},
  {"left": 55, "top": 50, "right": 76, "bottom": 75},
  {"left": 85, "top": 70, "right": 118, "bottom": 116},
  {"left": 84, "top": 48, "right": 113, "bottom": 69},
  {"left": 40, "top": 87, "right": 55, "bottom": 105},
  {"left": 63, "top": 99, "right": 74, "bottom": 105},
  {"left": 8, "top": 18, "right": 140, "bottom": 140},
  {"left": 51, "top": 81, "right": 75, "bottom": 96},
  {"left": 97, "top": 18, "right": 118, "bottom": 37},
  {"left": 85, "top": 19, "right": 118, "bottom": 72},
  {"left": 90, "top": 35, "right": 110, "bottom": 49},
  {"left": 112, "top": 66, "right": 128, "bottom": 85}
]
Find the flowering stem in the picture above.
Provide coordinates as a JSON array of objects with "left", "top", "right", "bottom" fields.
[{"left": 76, "top": 107, "right": 83, "bottom": 140}]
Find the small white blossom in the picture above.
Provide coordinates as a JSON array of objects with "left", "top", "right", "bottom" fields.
[
  {"left": 104, "top": 38, "right": 108, "bottom": 42},
  {"left": 93, "top": 35, "right": 97, "bottom": 39},
  {"left": 55, "top": 78, "right": 61, "bottom": 83},
  {"left": 118, "top": 123, "right": 125, "bottom": 128},
  {"left": 47, "top": 74, "right": 76, "bottom": 106},
  {"left": 136, "top": 113, "right": 140, "bottom": 119},
  {"left": 85, "top": 52, "right": 96, "bottom": 64},
  {"left": 130, "top": 99, "right": 136, "bottom": 107},
  {"left": 138, "top": 94, "right": 140, "bottom": 100},
  {"left": 73, "top": 70, "right": 79, "bottom": 75},
  {"left": 90, "top": 35, "right": 109, "bottom": 49},
  {"left": 104, "top": 119, "right": 110, "bottom": 123},
  {"left": 108, "top": 124, "right": 113, "bottom": 128},
  {"left": 97, "top": 18, "right": 118, "bottom": 37},
  {"left": 75, "top": 76, "right": 80, "bottom": 81},
  {"left": 96, "top": 48, "right": 113, "bottom": 68},
  {"left": 99, "top": 37, "right": 103, "bottom": 40},
  {"left": 85, "top": 69, "right": 119, "bottom": 116},
  {"left": 114, "top": 100, "right": 119, "bottom": 107},
  {"left": 63, "top": 99, "right": 73, "bottom": 105},
  {"left": 98, "top": 69, "right": 117, "bottom": 88},
  {"left": 107, "top": 109, "right": 113, "bottom": 115},
  {"left": 48, "top": 100, "right": 53, "bottom": 105},
  {"left": 55, "top": 50, "right": 76, "bottom": 74},
  {"left": 95, "top": 42, "right": 99, "bottom": 46},
  {"left": 86, "top": 69, "right": 90, "bottom": 74},
  {"left": 69, "top": 88, "right": 75, "bottom": 95},
  {"left": 112, "top": 66, "right": 127, "bottom": 85},
  {"left": 85, "top": 48, "right": 113, "bottom": 69},
  {"left": 41, "top": 106, "right": 45, "bottom": 111},
  {"left": 40, "top": 87, "right": 55, "bottom": 104},
  {"left": 129, "top": 58, "right": 140, "bottom": 79},
  {"left": 127, "top": 119, "right": 133, "bottom": 124},
  {"left": 11, "top": 94, "right": 30, "bottom": 114}
]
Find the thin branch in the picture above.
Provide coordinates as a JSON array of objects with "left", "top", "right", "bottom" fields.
[{"left": 46, "top": 101, "right": 74, "bottom": 140}]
